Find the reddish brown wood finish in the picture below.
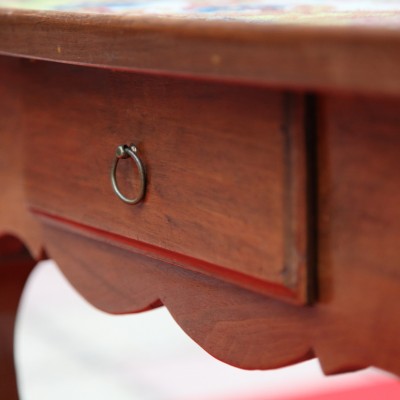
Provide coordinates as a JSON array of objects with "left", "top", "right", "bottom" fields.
[
  {"left": 1, "top": 10, "right": 400, "bottom": 96},
  {"left": 315, "top": 94, "right": 400, "bottom": 374},
  {"left": 0, "top": 236, "right": 36, "bottom": 400},
  {"left": 22, "top": 60, "right": 310, "bottom": 304},
  {"left": 29, "top": 93, "right": 400, "bottom": 376},
  {"left": 0, "top": 5, "right": 399, "bottom": 389},
  {"left": 0, "top": 57, "right": 42, "bottom": 258}
]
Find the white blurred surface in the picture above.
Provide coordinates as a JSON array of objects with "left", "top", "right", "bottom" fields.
[{"left": 15, "top": 261, "right": 394, "bottom": 400}]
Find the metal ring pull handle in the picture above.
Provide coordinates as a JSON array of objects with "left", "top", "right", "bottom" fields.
[{"left": 111, "top": 143, "right": 146, "bottom": 205}]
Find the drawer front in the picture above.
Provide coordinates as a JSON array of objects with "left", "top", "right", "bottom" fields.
[{"left": 24, "top": 61, "right": 310, "bottom": 303}]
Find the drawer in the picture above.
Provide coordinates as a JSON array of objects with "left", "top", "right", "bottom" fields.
[{"left": 23, "top": 61, "right": 310, "bottom": 304}]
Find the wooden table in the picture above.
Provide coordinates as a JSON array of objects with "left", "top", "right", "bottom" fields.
[{"left": 1, "top": 1, "right": 400, "bottom": 398}]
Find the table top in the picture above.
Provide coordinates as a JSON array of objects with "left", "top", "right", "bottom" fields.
[{"left": 1, "top": 1, "right": 400, "bottom": 94}]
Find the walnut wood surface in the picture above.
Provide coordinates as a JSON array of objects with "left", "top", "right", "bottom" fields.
[
  {"left": 22, "top": 60, "right": 310, "bottom": 303},
  {"left": 1, "top": 9, "right": 400, "bottom": 95},
  {"left": 0, "top": 57, "right": 42, "bottom": 258},
  {"left": 316, "top": 93, "right": 400, "bottom": 375},
  {"left": 0, "top": 14, "right": 400, "bottom": 383},
  {"left": 28, "top": 92, "right": 400, "bottom": 376},
  {"left": 0, "top": 236, "right": 36, "bottom": 400}
]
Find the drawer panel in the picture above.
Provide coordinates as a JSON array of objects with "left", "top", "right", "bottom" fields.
[{"left": 23, "top": 61, "right": 310, "bottom": 303}]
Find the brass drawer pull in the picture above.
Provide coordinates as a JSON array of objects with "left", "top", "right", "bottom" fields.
[{"left": 111, "top": 144, "right": 146, "bottom": 205}]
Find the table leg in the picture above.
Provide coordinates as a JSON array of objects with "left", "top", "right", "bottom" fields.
[{"left": 0, "top": 236, "right": 36, "bottom": 400}]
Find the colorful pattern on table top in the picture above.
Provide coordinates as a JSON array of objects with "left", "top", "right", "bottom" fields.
[{"left": 2, "top": 0, "right": 400, "bottom": 26}]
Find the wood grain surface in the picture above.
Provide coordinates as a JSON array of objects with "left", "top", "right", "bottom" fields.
[
  {"left": 0, "top": 48, "right": 400, "bottom": 379},
  {"left": 0, "top": 57, "right": 42, "bottom": 258},
  {"left": 29, "top": 92, "right": 400, "bottom": 376},
  {"left": 22, "top": 60, "right": 310, "bottom": 303},
  {"left": 1, "top": 9, "right": 400, "bottom": 95}
]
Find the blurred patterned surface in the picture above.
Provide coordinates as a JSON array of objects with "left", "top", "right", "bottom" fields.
[{"left": 2, "top": 1, "right": 400, "bottom": 25}]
